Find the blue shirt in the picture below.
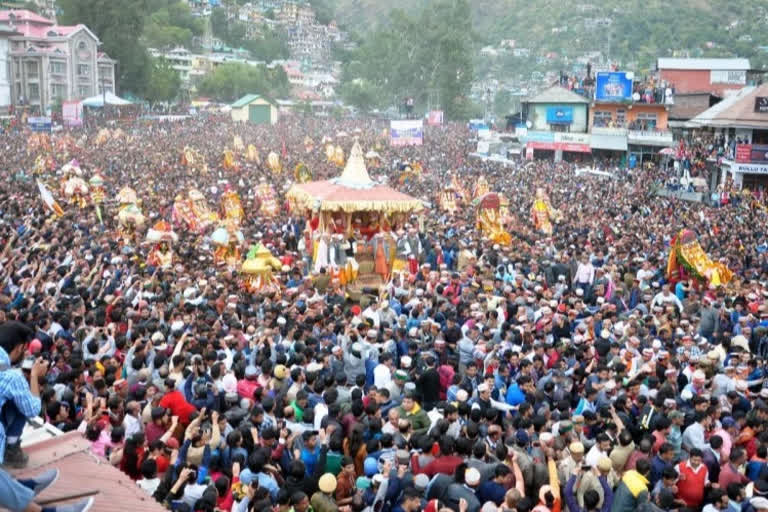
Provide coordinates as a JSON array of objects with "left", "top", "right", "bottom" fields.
[
  {"left": 0, "top": 347, "right": 42, "bottom": 463},
  {"left": 301, "top": 445, "right": 320, "bottom": 477}
]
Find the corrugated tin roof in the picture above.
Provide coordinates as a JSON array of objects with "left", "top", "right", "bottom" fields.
[
  {"left": 231, "top": 94, "right": 276, "bottom": 108},
  {"left": 525, "top": 86, "right": 590, "bottom": 104},
  {"left": 657, "top": 58, "right": 751, "bottom": 71},
  {"left": 10, "top": 432, "right": 168, "bottom": 512},
  {"left": 687, "top": 85, "right": 768, "bottom": 128}
]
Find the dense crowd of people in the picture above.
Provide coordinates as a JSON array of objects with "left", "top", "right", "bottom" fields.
[{"left": 2, "top": 112, "right": 768, "bottom": 512}]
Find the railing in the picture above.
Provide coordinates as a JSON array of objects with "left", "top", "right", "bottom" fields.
[{"left": 591, "top": 126, "right": 627, "bottom": 136}]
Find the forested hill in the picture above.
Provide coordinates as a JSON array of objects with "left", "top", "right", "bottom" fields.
[{"left": 332, "top": 0, "right": 768, "bottom": 71}]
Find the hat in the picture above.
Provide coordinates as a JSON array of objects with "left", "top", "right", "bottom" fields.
[
  {"left": 669, "top": 411, "right": 684, "bottom": 420},
  {"left": 478, "top": 383, "right": 489, "bottom": 392},
  {"left": 274, "top": 364, "right": 287, "bottom": 380},
  {"left": 364, "top": 456, "right": 378, "bottom": 476},
  {"left": 413, "top": 473, "right": 429, "bottom": 490},
  {"left": 245, "top": 365, "right": 259, "bottom": 379},
  {"left": 394, "top": 369, "right": 408, "bottom": 381},
  {"left": 692, "top": 370, "right": 706, "bottom": 382},
  {"left": 355, "top": 476, "right": 371, "bottom": 490},
  {"left": 597, "top": 456, "right": 612, "bottom": 472},
  {"left": 516, "top": 429, "right": 530, "bottom": 444},
  {"left": 456, "top": 389, "right": 469, "bottom": 402},
  {"left": 318, "top": 473, "right": 337, "bottom": 493},
  {"left": 722, "top": 416, "right": 736, "bottom": 428},
  {"left": 751, "top": 498, "right": 768, "bottom": 511},
  {"left": 569, "top": 442, "right": 585, "bottom": 454},
  {"left": 465, "top": 467, "right": 481, "bottom": 486}
]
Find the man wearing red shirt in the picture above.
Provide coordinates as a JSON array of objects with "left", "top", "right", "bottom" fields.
[
  {"left": 158, "top": 379, "right": 196, "bottom": 425},
  {"left": 410, "top": 436, "right": 463, "bottom": 477}
]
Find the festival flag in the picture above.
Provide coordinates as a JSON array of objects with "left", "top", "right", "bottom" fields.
[{"left": 37, "top": 180, "right": 64, "bottom": 217}]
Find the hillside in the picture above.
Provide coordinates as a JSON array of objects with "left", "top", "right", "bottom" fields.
[{"left": 331, "top": 0, "right": 768, "bottom": 72}]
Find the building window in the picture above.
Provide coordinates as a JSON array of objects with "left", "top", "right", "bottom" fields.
[
  {"left": 25, "top": 61, "right": 38, "bottom": 79},
  {"left": 633, "top": 112, "right": 658, "bottom": 131},
  {"left": 51, "top": 83, "right": 66, "bottom": 100},
  {"left": 593, "top": 110, "right": 612, "bottom": 127},
  {"left": 28, "top": 83, "right": 40, "bottom": 101},
  {"left": 616, "top": 109, "right": 626, "bottom": 127},
  {"left": 78, "top": 86, "right": 90, "bottom": 98},
  {"left": 49, "top": 60, "right": 66, "bottom": 75},
  {"left": 78, "top": 64, "right": 90, "bottom": 77}
]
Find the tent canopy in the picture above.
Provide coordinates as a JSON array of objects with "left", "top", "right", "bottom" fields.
[{"left": 81, "top": 92, "right": 132, "bottom": 107}]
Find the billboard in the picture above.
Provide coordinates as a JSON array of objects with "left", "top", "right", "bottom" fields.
[
  {"left": 736, "top": 144, "right": 752, "bottom": 163},
  {"left": 390, "top": 120, "right": 423, "bottom": 146},
  {"left": 62, "top": 100, "right": 83, "bottom": 126},
  {"left": 595, "top": 71, "right": 633, "bottom": 101},
  {"left": 756, "top": 97, "right": 768, "bottom": 114}
]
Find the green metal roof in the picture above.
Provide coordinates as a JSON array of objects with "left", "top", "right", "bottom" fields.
[{"left": 231, "top": 94, "right": 262, "bottom": 108}]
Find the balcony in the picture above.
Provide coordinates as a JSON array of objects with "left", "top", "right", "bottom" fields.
[
  {"left": 591, "top": 126, "right": 627, "bottom": 136},
  {"left": 627, "top": 130, "right": 674, "bottom": 147}
]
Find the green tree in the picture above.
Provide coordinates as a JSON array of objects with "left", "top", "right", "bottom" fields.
[
  {"left": 145, "top": 58, "right": 181, "bottom": 106},
  {"left": 339, "top": 80, "right": 381, "bottom": 112},
  {"left": 197, "top": 62, "right": 289, "bottom": 102},
  {"left": 338, "top": 0, "right": 474, "bottom": 119},
  {"left": 58, "top": 0, "right": 151, "bottom": 95},
  {"left": 210, "top": 7, "right": 229, "bottom": 39}
]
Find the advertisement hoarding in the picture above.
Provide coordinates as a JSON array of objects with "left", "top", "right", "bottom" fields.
[
  {"left": 390, "top": 120, "right": 423, "bottom": 146},
  {"left": 595, "top": 72, "right": 633, "bottom": 102}
]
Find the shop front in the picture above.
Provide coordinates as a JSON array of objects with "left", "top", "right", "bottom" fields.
[
  {"left": 721, "top": 160, "right": 768, "bottom": 190},
  {"left": 627, "top": 130, "right": 675, "bottom": 167}
]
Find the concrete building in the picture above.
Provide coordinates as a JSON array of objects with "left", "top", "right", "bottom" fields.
[
  {"left": 0, "top": 9, "right": 116, "bottom": 111},
  {"left": 657, "top": 58, "right": 764, "bottom": 97},
  {"left": 520, "top": 86, "right": 591, "bottom": 161},
  {"left": 688, "top": 84, "right": 768, "bottom": 189}
]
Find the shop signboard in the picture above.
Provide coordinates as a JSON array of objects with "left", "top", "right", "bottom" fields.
[
  {"left": 554, "top": 132, "right": 591, "bottom": 145},
  {"left": 731, "top": 162, "right": 768, "bottom": 174},
  {"left": 546, "top": 106, "right": 573, "bottom": 124}
]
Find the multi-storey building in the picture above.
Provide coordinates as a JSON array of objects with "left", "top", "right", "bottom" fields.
[{"left": 0, "top": 10, "right": 117, "bottom": 110}]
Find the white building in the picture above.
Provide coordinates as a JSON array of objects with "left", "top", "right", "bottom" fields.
[{"left": 0, "top": 23, "right": 19, "bottom": 108}]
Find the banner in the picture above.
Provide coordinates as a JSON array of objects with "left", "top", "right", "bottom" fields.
[
  {"left": 595, "top": 72, "right": 633, "bottom": 102},
  {"left": 27, "top": 116, "right": 51, "bottom": 133},
  {"left": 735, "top": 144, "right": 752, "bottom": 163},
  {"left": 62, "top": 101, "right": 83, "bottom": 126},
  {"left": 749, "top": 144, "right": 768, "bottom": 164},
  {"left": 427, "top": 110, "right": 443, "bottom": 126},
  {"left": 755, "top": 97, "right": 768, "bottom": 113},
  {"left": 390, "top": 120, "right": 423, "bottom": 146}
]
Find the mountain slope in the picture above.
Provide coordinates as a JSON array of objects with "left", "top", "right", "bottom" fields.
[{"left": 332, "top": 0, "right": 768, "bottom": 71}]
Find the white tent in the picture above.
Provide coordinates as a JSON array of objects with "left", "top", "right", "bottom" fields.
[{"left": 81, "top": 92, "right": 132, "bottom": 108}]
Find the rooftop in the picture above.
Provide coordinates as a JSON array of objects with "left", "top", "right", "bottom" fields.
[
  {"left": 0, "top": 9, "right": 54, "bottom": 26},
  {"left": 525, "top": 86, "right": 590, "bottom": 104},
  {"left": 657, "top": 58, "right": 751, "bottom": 71},
  {"left": 10, "top": 431, "right": 168, "bottom": 512},
  {"left": 687, "top": 85, "right": 768, "bottom": 128}
]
